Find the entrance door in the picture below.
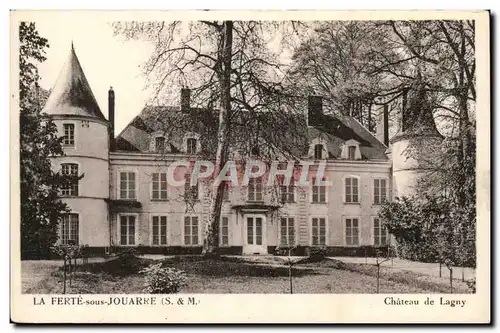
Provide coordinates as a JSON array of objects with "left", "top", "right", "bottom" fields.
[{"left": 243, "top": 214, "right": 267, "bottom": 255}]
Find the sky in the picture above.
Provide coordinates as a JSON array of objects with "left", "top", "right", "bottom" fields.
[{"left": 34, "top": 13, "right": 155, "bottom": 134}]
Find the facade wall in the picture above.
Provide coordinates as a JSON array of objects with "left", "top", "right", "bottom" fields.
[{"left": 109, "top": 153, "right": 392, "bottom": 252}]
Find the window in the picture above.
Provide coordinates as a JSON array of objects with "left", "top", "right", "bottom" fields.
[
  {"left": 184, "top": 216, "right": 199, "bottom": 245},
  {"left": 60, "top": 213, "right": 79, "bottom": 245},
  {"left": 222, "top": 182, "right": 230, "bottom": 201},
  {"left": 155, "top": 137, "right": 165, "bottom": 152},
  {"left": 184, "top": 174, "right": 198, "bottom": 201},
  {"left": 251, "top": 145, "right": 260, "bottom": 156},
  {"left": 220, "top": 216, "right": 229, "bottom": 246},
  {"left": 63, "top": 124, "right": 75, "bottom": 146},
  {"left": 314, "top": 144, "right": 324, "bottom": 159},
  {"left": 119, "top": 172, "right": 136, "bottom": 200},
  {"left": 312, "top": 177, "right": 326, "bottom": 203},
  {"left": 373, "top": 217, "right": 388, "bottom": 246},
  {"left": 311, "top": 217, "right": 326, "bottom": 245},
  {"left": 119, "top": 215, "right": 136, "bottom": 245},
  {"left": 152, "top": 173, "right": 167, "bottom": 200},
  {"left": 348, "top": 146, "right": 356, "bottom": 160},
  {"left": 152, "top": 215, "right": 167, "bottom": 246},
  {"left": 61, "top": 163, "right": 79, "bottom": 196},
  {"left": 280, "top": 181, "right": 295, "bottom": 203},
  {"left": 374, "top": 179, "right": 388, "bottom": 205},
  {"left": 345, "top": 177, "right": 359, "bottom": 203},
  {"left": 280, "top": 217, "right": 295, "bottom": 246},
  {"left": 345, "top": 218, "right": 359, "bottom": 246},
  {"left": 248, "top": 177, "right": 263, "bottom": 201},
  {"left": 186, "top": 138, "right": 197, "bottom": 154}
]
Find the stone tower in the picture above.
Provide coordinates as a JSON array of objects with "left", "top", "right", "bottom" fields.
[
  {"left": 390, "top": 72, "right": 443, "bottom": 198},
  {"left": 42, "top": 44, "right": 110, "bottom": 249}
]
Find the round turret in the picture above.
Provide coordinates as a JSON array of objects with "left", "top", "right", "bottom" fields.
[
  {"left": 43, "top": 44, "right": 110, "bottom": 249},
  {"left": 390, "top": 72, "right": 443, "bottom": 198}
]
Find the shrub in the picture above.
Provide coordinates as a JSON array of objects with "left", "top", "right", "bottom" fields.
[
  {"left": 308, "top": 245, "right": 328, "bottom": 258},
  {"left": 466, "top": 278, "right": 476, "bottom": 293},
  {"left": 140, "top": 263, "right": 187, "bottom": 294},
  {"left": 114, "top": 248, "right": 142, "bottom": 275}
]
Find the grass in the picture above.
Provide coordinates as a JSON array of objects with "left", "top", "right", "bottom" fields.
[{"left": 21, "top": 255, "right": 472, "bottom": 294}]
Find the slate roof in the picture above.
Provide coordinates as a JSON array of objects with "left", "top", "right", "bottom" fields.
[
  {"left": 42, "top": 44, "right": 106, "bottom": 121},
  {"left": 115, "top": 104, "right": 388, "bottom": 161}
]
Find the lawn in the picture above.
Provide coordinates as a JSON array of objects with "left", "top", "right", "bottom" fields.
[{"left": 21, "top": 255, "right": 472, "bottom": 294}]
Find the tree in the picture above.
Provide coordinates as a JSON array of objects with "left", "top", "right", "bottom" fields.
[
  {"left": 288, "top": 21, "right": 404, "bottom": 131},
  {"left": 19, "top": 22, "right": 77, "bottom": 259},
  {"left": 294, "top": 20, "right": 476, "bottom": 267},
  {"left": 113, "top": 21, "right": 309, "bottom": 255}
]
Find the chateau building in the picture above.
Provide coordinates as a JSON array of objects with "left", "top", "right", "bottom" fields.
[{"left": 42, "top": 45, "right": 437, "bottom": 256}]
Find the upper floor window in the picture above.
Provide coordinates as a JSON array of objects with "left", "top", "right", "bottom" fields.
[
  {"left": 312, "top": 177, "right": 326, "bottom": 203},
  {"left": 345, "top": 177, "right": 359, "bottom": 203},
  {"left": 186, "top": 138, "right": 197, "bottom": 154},
  {"left": 248, "top": 177, "right": 263, "bottom": 202},
  {"left": 222, "top": 182, "right": 230, "bottom": 201},
  {"left": 280, "top": 180, "right": 295, "bottom": 203},
  {"left": 345, "top": 218, "right": 359, "bottom": 246},
  {"left": 61, "top": 163, "right": 79, "bottom": 196},
  {"left": 184, "top": 174, "right": 198, "bottom": 201},
  {"left": 63, "top": 124, "right": 75, "bottom": 146},
  {"left": 120, "top": 172, "right": 136, "bottom": 200},
  {"left": 348, "top": 146, "right": 356, "bottom": 160},
  {"left": 374, "top": 179, "right": 388, "bottom": 205},
  {"left": 155, "top": 137, "right": 166, "bottom": 152},
  {"left": 60, "top": 213, "right": 79, "bottom": 245},
  {"left": 152, "top": 173, "right": 168, "bottom": 200},
  {"left": 314, "top": 144, "right": 324, "bottom": 159},
  {"left": 373, "top": 217, "right": 388, "bottom": 246}
]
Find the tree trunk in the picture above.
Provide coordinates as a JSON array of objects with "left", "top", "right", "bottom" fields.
[
  {"left": 202, "top": 21, "right": 233, "bottom": 256},
  {"left": 376, "top": 264, "right": 380, "bottom": 294}
]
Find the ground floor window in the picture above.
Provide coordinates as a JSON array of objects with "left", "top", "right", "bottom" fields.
[
  {"left": 119, "top": 215, "right": 136, "bottom": 245},
  {"left": 184, "top": 216, "right": 199, "bottom": 245},
  {"left": 373, "top": 217, "right": 388, "bottom": 246},
  {"left": 311, "top": 217, "right": 326, "bottom": 245},
  {"left": 345, "top": 218, "right": 359, "bottom": 246},
  {"left": 220, "top": 216, "right": 229, "bottom": 246},
  {"left": 152, "top": 215, "right": 167, "bottom": 245},
  {"left": 61, "top": 213, "right": 79, "bottom": 245},
  {"left": 280, "top": 217, "right": 295, "bottom": 246}
]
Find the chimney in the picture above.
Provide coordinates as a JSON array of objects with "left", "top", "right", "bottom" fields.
[
  {"left": 375, "top": 100, "right": 389, "bottom": 146},
  {"left": 108, "top": 87, "right": 115, "bottom": 150},
  {"left": 181, "top": 88, "right": 191, "bottom": 112},
  {"left": 307, "top": 95, "right": 323, "bottom": 126}
]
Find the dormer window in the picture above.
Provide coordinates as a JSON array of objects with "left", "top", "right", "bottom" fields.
[
  {"left": 155, "top": 137, "right": 166, "bottom": 152},
  {"left": 348, "top": 146, "right": 356, "bottom": 160},
  {"left": 183, "top": 133, "right": 200, "bottom": 155},
  {"left": 251, "top": 146, "right": 260, "bottom": 156},
  {"left": 187, "top": 138, "right": 197, "bottom": 154},
  {"left": 341, "top": 139, "right": 361, "bottom": 160},
  {"left": 309, "top": 137, "right": 327, "bottom": 160},
  {"left": 314, "top": 144, "right": 324, "bottom": 159}
]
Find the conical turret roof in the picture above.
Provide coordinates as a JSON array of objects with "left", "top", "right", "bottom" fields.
[{"left": 42, "top": 44, "right": 106, "bottom": 120}]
